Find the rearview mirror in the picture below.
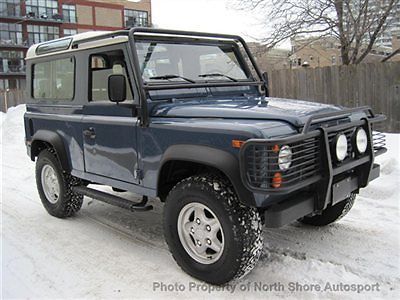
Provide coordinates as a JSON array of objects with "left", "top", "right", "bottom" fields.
[{"left": 108, "top": 74, "right": 126, "bottom": 103}]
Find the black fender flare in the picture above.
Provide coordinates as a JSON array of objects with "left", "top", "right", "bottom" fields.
[
  {"left": 159, "top": 144, "right": 255, "bottom": 207},
  {"left": 31, "top": 130, "right": 71, "bottom": 172}
]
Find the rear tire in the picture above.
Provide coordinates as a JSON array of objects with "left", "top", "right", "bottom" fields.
[
  {"left": 163, "top": 175, "right": 263, "bottom": 285},
  {"left": 299, "top": 193, "right": 356, "bottom": 226},
  {"left": 36, "top": 149, "right": 83, "bottom": 218}
]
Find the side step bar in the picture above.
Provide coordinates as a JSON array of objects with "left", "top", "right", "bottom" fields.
[{"left": 72, "top": 186, "right": 153, "bottom": 212}]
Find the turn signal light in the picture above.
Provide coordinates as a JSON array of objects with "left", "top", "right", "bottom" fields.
[
  {"left": 232, "top": 140, "right": 245, "bottom": 149},
  {"left": 272, "top": 172, "right": 282, "bottom": 188},
  {"left": 272, "top": 144, "right": 280, "bottom": 153}
]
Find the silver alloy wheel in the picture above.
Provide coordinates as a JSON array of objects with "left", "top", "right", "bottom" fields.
[
  {"left": 177, "top": 202, "right": 225, "bottom": 264},
  {"left": 41, "top": 164, "right": 60, "bottom": 204}
]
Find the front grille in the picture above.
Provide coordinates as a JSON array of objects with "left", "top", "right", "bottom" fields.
[
  {"left": 243, "top": 137, "right": 320, "bottom": 190},
  {"left": 242, "top": 115, "right": 386, "bottom": 192}
]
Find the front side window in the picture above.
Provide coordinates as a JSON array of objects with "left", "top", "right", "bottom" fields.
[
  {"left": 33, "top": 57, "right": 74, "bottom": 100},
  {"left": 136, "top": 41, "right": 249, "bottom": 83},
  {"left": 89, "top": 50, "right": 134, "bottom": 102}
]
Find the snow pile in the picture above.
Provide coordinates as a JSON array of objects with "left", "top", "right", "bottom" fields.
[{"left": 1, "top": 105, "right": 399, "bottom": 299}]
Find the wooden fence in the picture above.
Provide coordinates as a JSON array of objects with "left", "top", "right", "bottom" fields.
[
  {"left": 269, "top": 62, "right": 400, "bottom": 132},
  {"left": 1, "top": 89, "right": 26, "bottom": 113}
]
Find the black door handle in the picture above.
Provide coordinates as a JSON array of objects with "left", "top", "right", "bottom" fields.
[{"left": 83, "top": 127, "right": 96, "bottom": 139}]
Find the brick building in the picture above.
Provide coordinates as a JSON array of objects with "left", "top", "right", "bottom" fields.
[
  {"left": 0, "top": 0, "right": 152, "bottom": 90},
  {"left": 247, "top": 43, "right": 290, "bottom": 72},
  {"left": 288, "top": 36, "right": 396, "bottom": 69}
]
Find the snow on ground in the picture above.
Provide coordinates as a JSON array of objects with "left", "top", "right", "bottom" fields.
[{"left": 1, "top": 105, "right": 399, "bottom": 299}]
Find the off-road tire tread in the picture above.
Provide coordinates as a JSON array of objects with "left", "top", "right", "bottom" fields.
[
  {"left": 164, "top": 174, "right": 263, "bottom": 284},
  {"left": 36, "top": 148, "right": 83, "bottom": 218},
  {"left": 299, "top": 193, "right": 356, "bottom": 226}
]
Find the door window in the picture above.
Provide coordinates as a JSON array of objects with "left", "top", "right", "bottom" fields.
[{"left": 89, "top": 50, "right": 134, "bottom": 102}]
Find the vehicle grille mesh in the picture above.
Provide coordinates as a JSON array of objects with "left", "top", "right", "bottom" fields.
[
  {"left": 372, "top": 123, "right": 386, "bottom": 154},
  {"left": 243, "top": 137, "right": 320, "bottom": 189}
]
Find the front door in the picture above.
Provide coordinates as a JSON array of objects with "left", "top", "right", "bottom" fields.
[{"left": 82, "top": 47, "right": 139, "bottom": 184}]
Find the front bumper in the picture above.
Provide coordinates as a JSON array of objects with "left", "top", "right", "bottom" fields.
[
  {"left": 239, "top": 107, "right": 387, "bottom": 225},
  {"left": 264, "top": 163, "right": 380, "bottom": 228}
]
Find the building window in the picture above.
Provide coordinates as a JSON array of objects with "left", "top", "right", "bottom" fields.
[
  {"left": 0, "top": 0, "right": 21, "bottom": 17},
  {"left": 27, "top": 25, "right": 59, "bottom": 45},
  {"left": 26, "top": 0, "right": 58, "bottom": 19},
  {"left": 124, "top": 9, "right": 148, "bottom": 27},
  {"left": 0, "top": 78, "right": 25, "bottom": 90},
  {"left": 33, "top": 57, "right": 75, "bottom": 100},
  {"left": 0, "top": 22, "right": 23, "bottom": 45},
  {"left": 62, "top": 4, "right": 76, "bottom": 23},
  {"left": 63, "top": 29, "right": 77, "bottom": 37},
  {"left": 0, "top": 50, "right": 24, "bottom": 73}
]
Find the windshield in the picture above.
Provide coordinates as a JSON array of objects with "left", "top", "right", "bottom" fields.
[{"left": 136, "top": 40, "right": 250, "bottom": 83}]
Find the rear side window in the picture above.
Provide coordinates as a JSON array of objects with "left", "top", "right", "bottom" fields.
[{"left": 32, "top": 57, "right": 75, "bottom": 100}]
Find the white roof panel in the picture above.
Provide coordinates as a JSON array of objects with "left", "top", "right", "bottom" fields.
[{"left": 26, "top": 31, "right": 129, "bottom": 60}]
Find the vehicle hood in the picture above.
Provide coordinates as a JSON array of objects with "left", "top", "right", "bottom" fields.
[{"left": 151, "top": 97, "right": 342, "bottom": 128}]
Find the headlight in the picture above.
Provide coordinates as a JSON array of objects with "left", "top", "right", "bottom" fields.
[
  {"left": 355, "top": 127, "right": 368, "bottom": 154},
  {"left": 335, "top": 133, "right": 348, "bottom": 161},
  {"left": 278, "top": 145, "right": 292, "bottom": 170}
]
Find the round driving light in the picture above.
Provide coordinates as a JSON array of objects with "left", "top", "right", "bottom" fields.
[
  {"left": 335, "top": 133, "right": 348, "bottom": 161},
  {"left": 355, "top": 127, "right": 368, "bottom": 154},
  {"left": 278, "top": 145, "right": 292, "bottom": 170}
]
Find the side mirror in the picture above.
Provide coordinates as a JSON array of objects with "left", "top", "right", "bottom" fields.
[
  {"left": 108, "top": 74, "right": 126, "bottom": 103},
  {"left": 261, "top": 71, "right": 269, "bottom": 97}
]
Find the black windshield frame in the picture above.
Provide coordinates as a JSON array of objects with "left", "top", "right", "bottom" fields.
[
  {"left": 135, "top": 38, "right": 254, "bottom": 84},
  {"left": 127, "top": 28, "right": 265, "bottom": 126}
]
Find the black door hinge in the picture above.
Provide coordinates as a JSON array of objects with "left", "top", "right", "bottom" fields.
[{"left": 134, "top": 169, "right": 144, "bottom": 180}]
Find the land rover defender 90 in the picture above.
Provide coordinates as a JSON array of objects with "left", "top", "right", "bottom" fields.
[{"left": 24, "top": 28, "right": 386, "bottom": 284}]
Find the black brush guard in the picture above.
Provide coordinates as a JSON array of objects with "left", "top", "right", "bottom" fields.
[{"left": 239, "top": 106, "right": 387, "bottom": 214}]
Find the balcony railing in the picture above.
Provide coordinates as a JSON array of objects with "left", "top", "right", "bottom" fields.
[
  {"left": 0, "top": 39, "right": 29, "bottom": 47},
  {"left": 0, "top": 12, "right": 64, "bottom": 23}
]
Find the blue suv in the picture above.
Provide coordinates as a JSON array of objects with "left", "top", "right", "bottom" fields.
[{"left": 24, "top": 28, "right": 386, "bottom": 284}]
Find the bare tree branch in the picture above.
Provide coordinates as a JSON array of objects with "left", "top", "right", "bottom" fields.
[{"left": 229, "top": 0, "right": 400, "bottom": 64}]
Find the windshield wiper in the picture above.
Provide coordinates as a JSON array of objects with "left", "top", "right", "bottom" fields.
[
  {"left": 198, "top": 73, "right": 238, "bottom": 82},
  {"left": 149, "top": 74, "right": 195, "bottom": 83}
]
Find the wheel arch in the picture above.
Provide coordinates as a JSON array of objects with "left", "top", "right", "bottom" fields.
[
  {"left": 31, "top": 130, "right": 71, "bottom": 172},
  {"left": 157, "top": 145, "right": 255, "bottom": 206}
]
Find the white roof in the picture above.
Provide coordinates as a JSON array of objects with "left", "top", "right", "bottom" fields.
[
  {"left": 25, "top": 29, "right": 240, "bottom": 60},
  {"left": 26, "top": 31, "right": 129, "bottom": 60}
]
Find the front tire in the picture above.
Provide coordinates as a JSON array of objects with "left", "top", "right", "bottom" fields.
[
  {"left": 163, "top": 175, "right": 263, "bottom": 285},
  {"left": 299, "top": 193, "right": 356, "bottom": 226},
  {"left": 36, "top": 149, "right": 83, "bottom": 218}
]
